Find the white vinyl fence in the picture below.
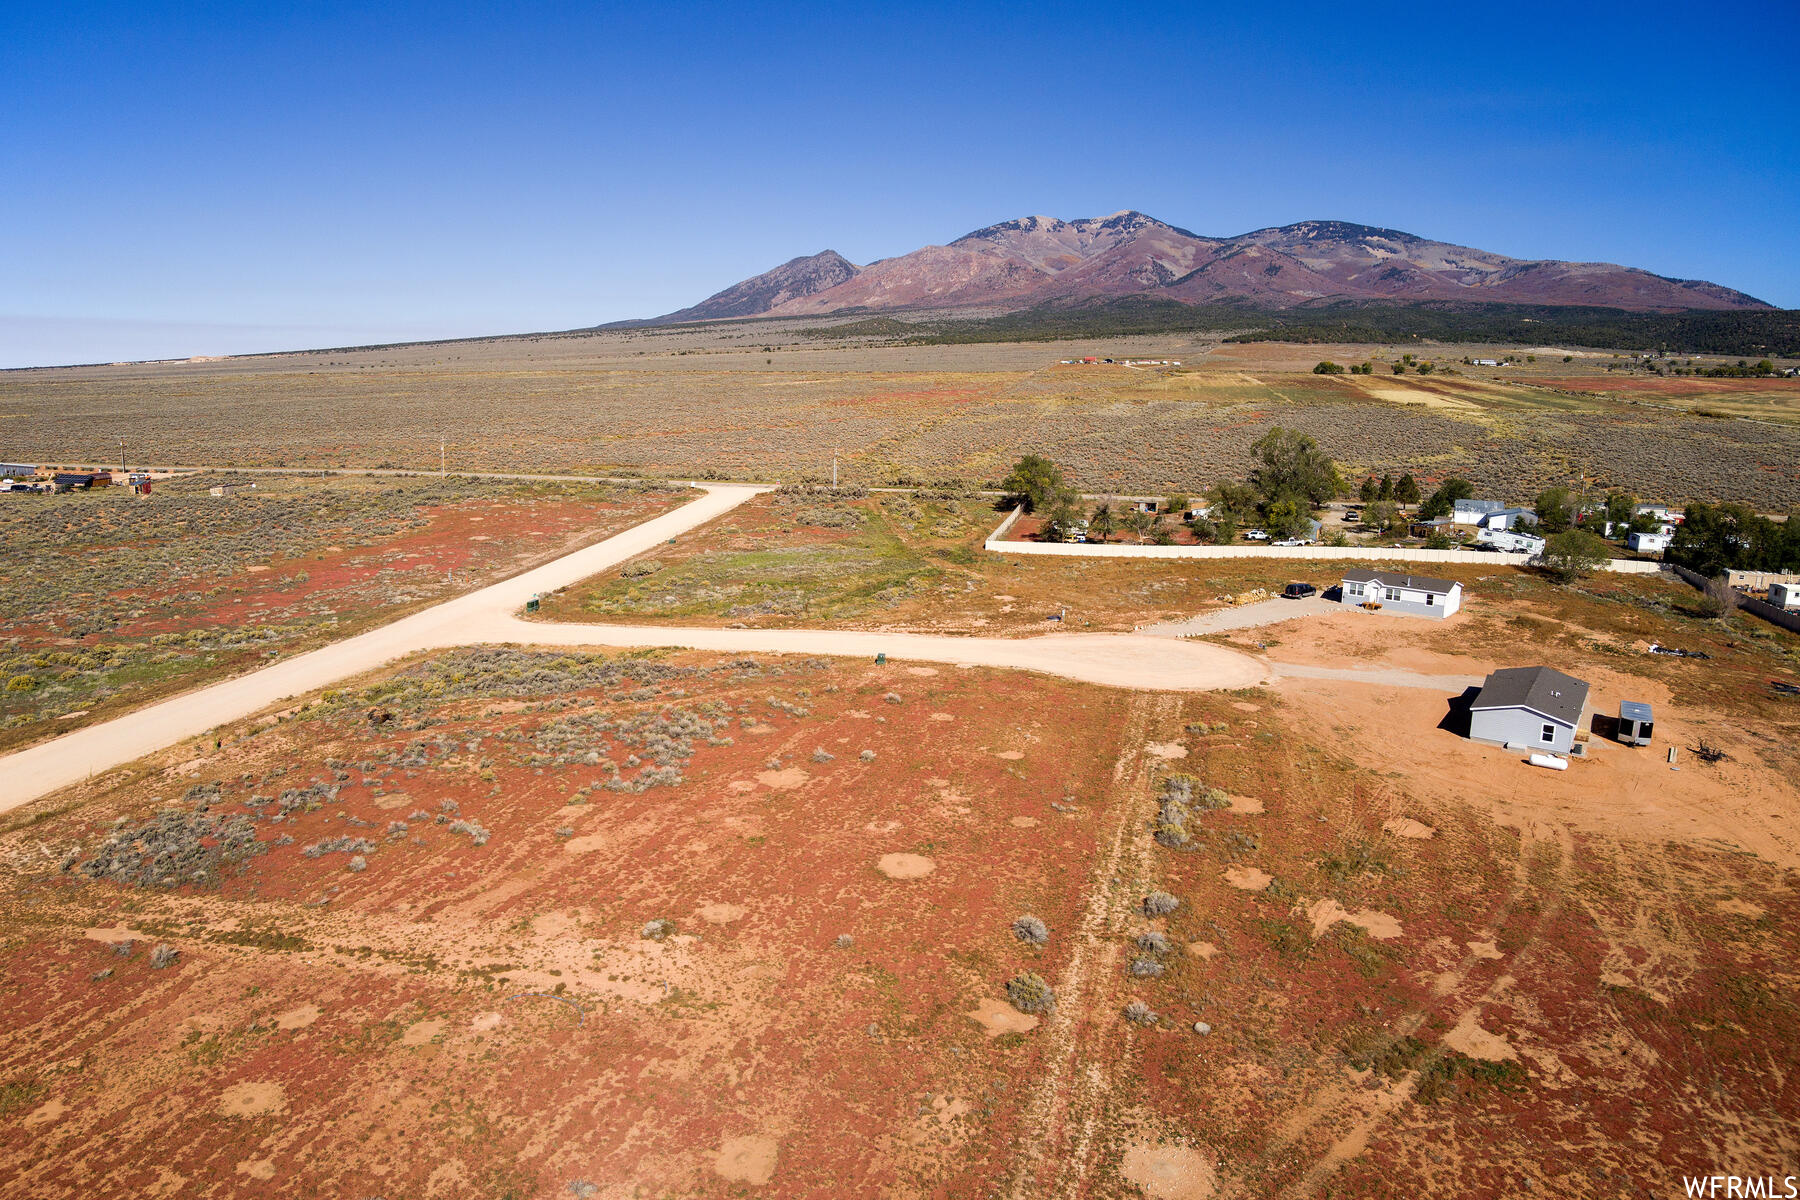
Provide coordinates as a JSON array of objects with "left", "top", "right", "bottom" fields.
[{"left": 984, "top": 507, "right": 1664, "bottom": 574}]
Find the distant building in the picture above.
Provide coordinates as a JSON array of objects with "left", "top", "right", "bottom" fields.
[
  {"left": 0, "top": 463, "right": 35, "bottom": 479},
  {"left": 1471, "top": 358, "right": 1500, "bottom": 367},
  {"left": 1468, "top": 666, "right": 1590, "bottom": 754},
  {"left": 209, "top": 482, "right": 254, "bottom": 498},
  {"left": 1768, "top": 582, "right": 1800, "bottom": 610},
  {"left": 1481, "top": 507, "right": 1538, "bottom": 531},
  {"left": 1339, "top": 568, "right": 1462, "bottom": 618},
  {"left": 1627, "top": 530, "right": 1671, "bottom": 554},
  {"left": 1452, "top": 499, "right": 1507, "bottom": 525}
]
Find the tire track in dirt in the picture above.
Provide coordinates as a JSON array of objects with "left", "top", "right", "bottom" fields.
[
  {"left": 1002, "top": 692, "right": 1172, "bottom": 1199},
  {"left": 1235, "top": 819, "right": 1575, "bottom": 1199},
  {"left": 1054, "top": 693, "right": 1184, "bottom": 1200}
]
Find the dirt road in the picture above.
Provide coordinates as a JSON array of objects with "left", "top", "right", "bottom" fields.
[{"left": 0, "top": 484, "right": 1268, "bottom": 811}]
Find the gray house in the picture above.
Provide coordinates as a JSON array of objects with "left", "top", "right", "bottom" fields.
[
  {"left": 1468, "top": 666, "right": 1590, "bottom": 754},
  {"left": 1339, "top": 568, "right": 1462, "bottom": 618}
]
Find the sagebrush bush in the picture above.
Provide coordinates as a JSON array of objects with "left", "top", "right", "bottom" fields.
[
  {"left": 1012, "top": 914, "right": 1049, "bottom": 945},
  {"left": 1006, "top": 972, "right": 1055, "bottom": 1015},
  {"left": 1144, "top": 891, "right": 1180, "bottom": 917}
]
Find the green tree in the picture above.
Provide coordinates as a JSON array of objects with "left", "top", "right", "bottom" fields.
[
  {"left": 1088, "top": 502, "right": 1115, "bottom": 544},
  {"left": 1001, "top": 454, "right": 1072, "bottom": 513},
  {"left": 1424, "top": 529, "right": 1454, "bottom": 550},
  {"left": 1264, "top": 497, "right": 1308, "bottom": 539},
  {"left": 1249, "top": 427, "right": 1341, "bottom": 507},
  {"left": 1602, "top": 490, "right": 1637, "bottom": 535},
  {"left": 1418, "top": 477, "right": 1474, "bottom": 520},
  {"left": 1378, "top": 473, "right": 1394, "bottom": 501},
  {"left": 1208, "top": 480, "right": 1262, "bottom": 523},
  {"left": 1543, "top": 529, "right": 1612, "bottom": 581},
  {"left": 1364, "top": 500, "right": 1399, "bottom": 535},
  {"left": 1394, "top": 473, "right": 1421, "bottom": 506},
  {"left": 1312, "top": 361, "right": 1346, "bottom": 374},
  {"left": 1044, "top": 499, "right": 1083, "bottom": 543},
  {"left": 1166, "top": 494, "right": 1189, "bottom": 516},
  {"left": 1391, "top": 362, "right": 1406, "bottom": 375},
  {"left": 1534, "top": 486, "right": 1574, "bottom": 534},
  {"left": 1358, "top": 476, "right": 1379, "bottom": 504}
]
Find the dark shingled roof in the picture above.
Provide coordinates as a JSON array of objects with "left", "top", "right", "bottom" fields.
[
  {"left": 1341, "top": 567, "right": 1459, "bottom": 595},
  {"left": 1471, "top": 666, "right": 1590, "bottom": 728}
]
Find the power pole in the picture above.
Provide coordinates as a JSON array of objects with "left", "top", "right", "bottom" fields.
[
  {"left": 832, "top": 450, "right": 838, "bottom": 488},
  {"left": 441, "top": 440, "right": 447, "bottom": 476},
  {"left": 119, "top": 437, "right": 125, "bottom": 475}
]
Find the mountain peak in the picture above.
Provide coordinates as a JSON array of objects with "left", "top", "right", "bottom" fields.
[
  {"left": 653, "top": 249, "right": 860, "bottom": 323},
  {"left": 642, "top": 213, "right": 1768, "bottom": 323}
]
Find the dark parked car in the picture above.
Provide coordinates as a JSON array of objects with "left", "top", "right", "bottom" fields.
[{"left": 1282, "top": 582, "right": 1318, "bottom": 599}]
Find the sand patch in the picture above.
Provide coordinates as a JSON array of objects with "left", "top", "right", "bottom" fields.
[
  {"left": 83, "top": 925, "right": 143, "bottom": 945},
  {"left": 217, "top": 1081, "right": 286, "bottom": 1118},
  {"left": 1467, "top": 940, "right": 1504, "bottom": 960},
  {"left": 1306, "top": 898, "right": 1402, "bottom": 940},
  {"left": 695, "top": 902, "right": 747, "bottom": 925},
  {"left": 741, "top": 722, "right": 776, "bottom": 735},
  {"left": 727, "top": 779, "right": 757, "bottom": 794},
  {"left": 1383, "top": 817, "right": 1436, "bottom": 839},
  {"left": 470, "top": 1012, "right": 504, "bottom": 1031},
  {"left": 1009, "top": 816, "right": 1039, "bottom": 828},
  {"left": 877, "top": 853, "right": 935, "bottom": 880},
  {"left": 929, "top": 712, "right": 955, "bottom": 722},
  {"left": 23, "top": 1100, "right": 65, "bottom": 1127},
  {"left": 564, "top": 834, "right": 608, "bottom": 855},
  {"left": 756, "top": 767, "right": 809, "bottom": 790},
  {"left": 1120, "top": 1142, "right": 1217, "bottom": 1200},
  {"left": 994, "top": 750, "right": 1025, "bottom": 761},
  {"left": 1227, "top": 794, "right": 1264, "bottom": 815},
  {"left": 246, "top": 565, "right": 270, "bottom": 573},
  {"left": 274, "top": 1005, "right": 320, "bottom": 1030},
  {"left": 373, "top": 792, "right": 412, "bottom": 810},
  {"left": 906, "top": 666, "right": 939, "bottom": 676},
  {"left": 1146, "top": 741, "right": 1188, "bottom": 759},
  {"left": 714, "top": 1135, "right": 778, "bottom": 1186},
  {"left": 1187, "top": 941, "right": 1218, "bottom": 960},
  {"left": 402, "top": 1018, "right": 446, "bottom": 1046},
  {"left": 1717, "top": 898, "right": 1766, "bottom": 918},
  {"left": 1231, "top": 701, "right": 1261, "bottom": 712},
  {"left": 1224, "top": 866, "right": 1273, "bottom": 892},
  {"left": 1443, "top": 1009, "right": 1518, "bottom": 1062},
  {"left": 235, "top": 1159, "right": 276, "bottom": 1181},
  {"left": 964, "top": 997, "right": 1040, "bottom": 1037}
]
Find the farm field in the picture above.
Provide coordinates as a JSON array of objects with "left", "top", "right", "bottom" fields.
[
  {"left": 5, "top": 325, "right": 1799, "bottom": 508},
  {"left": 0, "top": 474, "right": 685, "bottom": 754},
  {"left": 1, "top": 629, "right": 1795, "bottom": 1197}
]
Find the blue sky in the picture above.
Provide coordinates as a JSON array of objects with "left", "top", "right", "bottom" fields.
[{"left": 4, "top": 1, "right": 1796, "bottom": 366}]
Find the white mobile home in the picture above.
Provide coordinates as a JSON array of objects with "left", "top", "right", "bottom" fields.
[
  {"left": 1627, "top": 530, "right": 1671, "bottom": 553},
  {"left": 1339, "top": 569, "right": 1462, "bottom": 618}
]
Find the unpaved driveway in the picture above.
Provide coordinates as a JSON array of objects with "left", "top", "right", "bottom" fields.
[
  {"left": 0, "top": 484, "right": 1268, "bottom": 810},
  {"left": 1143, "top": 595, "right": 1339, "bottom": 637}
]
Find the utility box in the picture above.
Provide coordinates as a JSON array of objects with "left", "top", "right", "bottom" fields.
[{"left": 1619, "top": 701, "right": 1655, "bottom": 746}]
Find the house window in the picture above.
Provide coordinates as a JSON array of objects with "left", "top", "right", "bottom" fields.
[
  {"left": 1345, "top": 583, "right": 1359, "bottom": 596},
  {"left": 1384, "top": 587, "right": 1400, "bottom": 602},
  {"left": 1541, "top": 724, "right": 1556, "bottom": 743},
  {"left": 1425, "top": 593, "right": 1436, "bottom": 606}
]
